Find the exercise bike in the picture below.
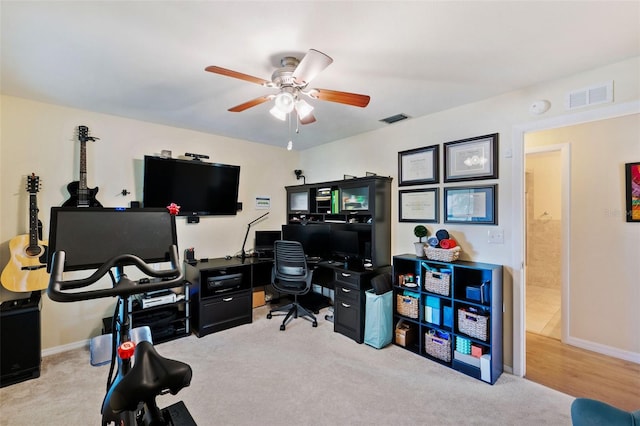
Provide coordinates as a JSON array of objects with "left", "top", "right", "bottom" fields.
[{"left": 48, "top": 245, "right": 196, "bottom": 425}]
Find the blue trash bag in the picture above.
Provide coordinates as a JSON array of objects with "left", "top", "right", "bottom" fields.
[{"left": 364, "top": 289, "right": 393, "bottom": 349}]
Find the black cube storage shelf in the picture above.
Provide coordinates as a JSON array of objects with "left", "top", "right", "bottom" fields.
[{"left": 392, "top": 254, "right": 503, "bottom": 384}]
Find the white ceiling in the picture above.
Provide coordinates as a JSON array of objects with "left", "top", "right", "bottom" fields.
[{"left": 2, "top": 1, "right": 639, "bottom": 151}]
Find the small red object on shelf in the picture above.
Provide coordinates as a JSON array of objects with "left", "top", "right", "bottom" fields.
[{"left": 167, "top": 202, "right": 181, "bottom": 215}]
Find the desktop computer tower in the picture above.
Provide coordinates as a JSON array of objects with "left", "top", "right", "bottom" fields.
[{"left": 0, "top": 292, "right": 41, "bottom": 387}]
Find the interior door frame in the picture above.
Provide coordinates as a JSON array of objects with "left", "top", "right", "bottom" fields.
[{"left": 510, "top": 100, "right": 640, "bottom": 377}]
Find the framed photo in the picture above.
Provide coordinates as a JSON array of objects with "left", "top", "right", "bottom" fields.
[
  {"left": 444, "top": 133, "right": 498, "bottom": 182},
  {"left": 399, "top": 188, "right": 439, "bottom": 223},
  {"left": 625, "top": 162, "right": 640, "bottom": 222},
  {"left": 444, "top": 185, "right": 497, "bottom": 224},
  {"left": 398, "top": 145, "right": 439, "bottom": 186}
]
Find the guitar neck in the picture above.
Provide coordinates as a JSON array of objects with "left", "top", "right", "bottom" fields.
[
  {"left": 79, "top": 140, "right": 87, "bottom": 190},
  {"left": 29, "top": 193, "right": 39, "bottom": 247}
]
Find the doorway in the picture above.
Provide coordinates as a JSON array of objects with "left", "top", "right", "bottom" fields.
[
  {"left": 511, "top": 101, "right": 640, "bottom": 377},
  {"left": 524, "top": 148, "right": 563, "bottom": 341}
]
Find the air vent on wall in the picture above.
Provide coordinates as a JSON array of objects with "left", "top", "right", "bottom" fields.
[
  {"left": 380, "top": 113, "right": 409, "bottom": 124},
  {"left": 565, "top": 81, "right": 613, "bottom": 110}
]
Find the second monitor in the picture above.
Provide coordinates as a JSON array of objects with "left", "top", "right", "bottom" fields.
[{"left": 281, "top": 224, "right": 370, "bottom": 264}]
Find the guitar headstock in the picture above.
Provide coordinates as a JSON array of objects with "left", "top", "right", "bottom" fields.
[
  {"left": 78, "top": 125, "right": 100, "bottom": 143},
  {"left": 26, "top": 173, "right": 40, "bottom": 194}
]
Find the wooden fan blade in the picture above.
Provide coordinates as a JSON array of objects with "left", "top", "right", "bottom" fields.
[
  {"left": 299, "top": 113, "right": 316, "bottom": 125},
  {"left": 309, "top": 88, "right": 370, "bottom": 108},
  {"left": 228, "top": 96, "right": 272, "bottom": 112},
  {"left": 205, "top": 66, "right": 270, "bottom": 86},
  {"left": 292, "top": 49, "right": 333, "bottom": 85}
]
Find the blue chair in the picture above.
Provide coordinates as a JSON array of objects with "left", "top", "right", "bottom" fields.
[{"left": 571, "top": 398, "right": 640, "bottom": 426}]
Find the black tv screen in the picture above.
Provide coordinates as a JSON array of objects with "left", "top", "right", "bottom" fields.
[
  {"left": 143, "top": 156, "right": 240, "bottom": 216},
  {"left": 47, "top": 207, "right": 177, "bottom": 272}
]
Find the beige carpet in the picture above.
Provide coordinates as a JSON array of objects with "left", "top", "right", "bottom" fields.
[{"left": 0, "top": 306, "right": 574, "bottom": 425}]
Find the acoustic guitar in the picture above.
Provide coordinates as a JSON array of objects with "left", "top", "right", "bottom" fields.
[
  {"left": 62, "top": 125, "right": 102, "bottom": 207},
  {"left": 1, "top": 174, "right": 49, "bottom": 292}
]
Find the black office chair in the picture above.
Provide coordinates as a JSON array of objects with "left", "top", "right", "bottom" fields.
[{"left": 266, "top": 240, "right": 318, "bottom": 330}]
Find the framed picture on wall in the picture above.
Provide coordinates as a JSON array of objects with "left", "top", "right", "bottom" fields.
[
  {"left": 444, "top": 184, "right": 497, "bottom": 224},
  {"left": 625, "top": 162, "right": 640, "bottom": 222},
  {"left": 398, "top": 145, "right": 439, "bottom": 186},
  {"left": 399, "top": 188, "right": 439, "bottom": 223},
  {"left": 444, "top": 133, "right": 499, "bottom": 182}
]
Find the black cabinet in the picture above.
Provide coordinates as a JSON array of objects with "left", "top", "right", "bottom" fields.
[
  {"left": 392, "top": 254, "right": 503, "bottom": 384},
  {"left": 329, "top": 266, "right": 376, "bottom": 343},
  {"left": 285, "top": 176, "right": 392, "bottom": 269},
  {"left": 185, "top": 258, "right": 273, "bottom": 338},
  {"left": 186, "top": 259, "right": 252, "bottom": 337},
  {"left": 1, "top": 292, "right": 41, "bottom": 387}
]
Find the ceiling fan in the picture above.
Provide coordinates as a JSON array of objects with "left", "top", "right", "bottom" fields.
[{"left": 205, "top": 49, "right": 370, "bottom": 125}]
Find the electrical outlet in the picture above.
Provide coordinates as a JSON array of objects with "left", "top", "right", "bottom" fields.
[{"left": 487, "top": 229, "right": 504, "bottom": 244}]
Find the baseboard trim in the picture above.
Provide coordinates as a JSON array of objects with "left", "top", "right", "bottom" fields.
[
  {"left": 42, "top": 340, "right": 89, "bottom": 357},
  {"left": 566, "top": 336, "right": 640, "bottom": 364}
]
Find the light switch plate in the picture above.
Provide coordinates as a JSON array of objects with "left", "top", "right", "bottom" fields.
[{"left": 487, "top": 229, "right": 504, "bottom": 244}]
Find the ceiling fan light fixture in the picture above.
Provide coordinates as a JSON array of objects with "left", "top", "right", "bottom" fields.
[
  {"left": 295, "top": 99, "right": 314, "bottom": 119},
  {"left": 269, "top": 105, "right": 287, "bottom": 121},
  {"left": 274, "top": 91, "right": 295, "bottom": 113}
]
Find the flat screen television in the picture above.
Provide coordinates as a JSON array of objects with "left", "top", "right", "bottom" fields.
[
  {"left": 143, "top": 155, "right": 240, "bottom": 216},
  {"left": 47, "top": 207, "right": 177, "bottom": 272}
]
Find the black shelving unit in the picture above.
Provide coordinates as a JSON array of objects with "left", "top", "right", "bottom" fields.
[
  {"left": 128, "top": 284, "right": 190, "bottom": 344},
  {"left": 392, "top": 254, "right": 503, "bottom": 384},
  {"left": 285, "top": 175, "right": 392, "bottom": 269}
]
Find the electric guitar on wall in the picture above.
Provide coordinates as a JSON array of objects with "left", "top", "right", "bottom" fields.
[
  {"left": 62, "top": 125, "right": 102, "bottom": 207},
  {"left": 1, "top": 174, "right": 50, "bottom": 292}
]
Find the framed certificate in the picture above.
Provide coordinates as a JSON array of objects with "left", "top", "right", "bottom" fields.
[
  {"left": 444, "top": 185, "right": 497, "bottom": 224},
  {"left": 399, "top": 188, "right": 439, "bottom": 223},
  {"left": 398, "top": 145, "right": 439, "bottom": 186},
  {"left": 444, "top": 134, "right": 498, "bottom": 182}
]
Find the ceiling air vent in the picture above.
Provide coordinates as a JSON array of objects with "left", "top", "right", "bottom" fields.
[
  {"left": 565, "top": 81, "right": 613, "bottom": 110},
  {"left": 380, "top": 113, "right": 409, "bottom": 124}
]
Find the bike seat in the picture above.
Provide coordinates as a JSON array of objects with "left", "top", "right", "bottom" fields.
[{"left": 110, "top": 341, "right": 192, "bottom": 413}]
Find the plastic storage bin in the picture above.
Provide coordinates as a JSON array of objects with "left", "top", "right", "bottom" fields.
[{"left": 364, "top": 290, "right": 393, "bottom": 349}]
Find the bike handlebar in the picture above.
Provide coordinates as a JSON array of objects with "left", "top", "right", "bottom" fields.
[{"left": 47, "top": 245, "right": 185, "bottom": 302}]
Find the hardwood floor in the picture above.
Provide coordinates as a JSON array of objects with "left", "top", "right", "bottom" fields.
[{"left": 526, "top": 332, "right": 640, "bottom": 412}]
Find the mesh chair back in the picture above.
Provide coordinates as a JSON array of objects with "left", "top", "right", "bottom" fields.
[{"left": 273, "top": 240, "right": 309, "bottom": 281}]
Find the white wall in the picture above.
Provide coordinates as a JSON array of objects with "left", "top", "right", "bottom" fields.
[
  {"left": 299, "top": 56, "right": 640, "bottom": 368},
  {"left": 0, "top": 96, "right": 298, "bottom": 349}
]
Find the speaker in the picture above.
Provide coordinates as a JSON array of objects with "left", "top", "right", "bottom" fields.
[{"left": 1, "top": 292, "right": 41, "bottom": 387}]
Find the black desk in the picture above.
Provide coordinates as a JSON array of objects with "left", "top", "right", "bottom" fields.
[{"left": 185, "top": 256, "right": 385, "bottom": 343}]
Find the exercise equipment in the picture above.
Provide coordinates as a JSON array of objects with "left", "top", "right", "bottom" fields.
[{"left": 48, "top": 246, "right": 196, "bottom": 425}]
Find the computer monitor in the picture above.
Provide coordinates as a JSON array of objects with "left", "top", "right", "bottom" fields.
[
  {"left": 254, "top": 230, "right": 281, "bottom": 257},
  {"left": 281, "top": 224, "right": 331, "bottom": 259},
  {"left": 331, "top": 229, "right": 360, "bottom": 260},
  {"left": 47, "top": 207, "right": 177, "bottom": 272}
]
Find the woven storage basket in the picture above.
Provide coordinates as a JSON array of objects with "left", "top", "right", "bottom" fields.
[
  {"left": 457, "top": 309, "right": 489, "bottom": 341},
  {"left": 424, "top": 246, "right": 461, "bottom": 262},
  {"left": 396, "top": 294, "right": 419, "bottom": 319},
  {"left": 424, "top": 271, "right": 450, "bottom": 296},
  {"left": 424, "top": 332, "right": 451, "bottom": 362}
]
